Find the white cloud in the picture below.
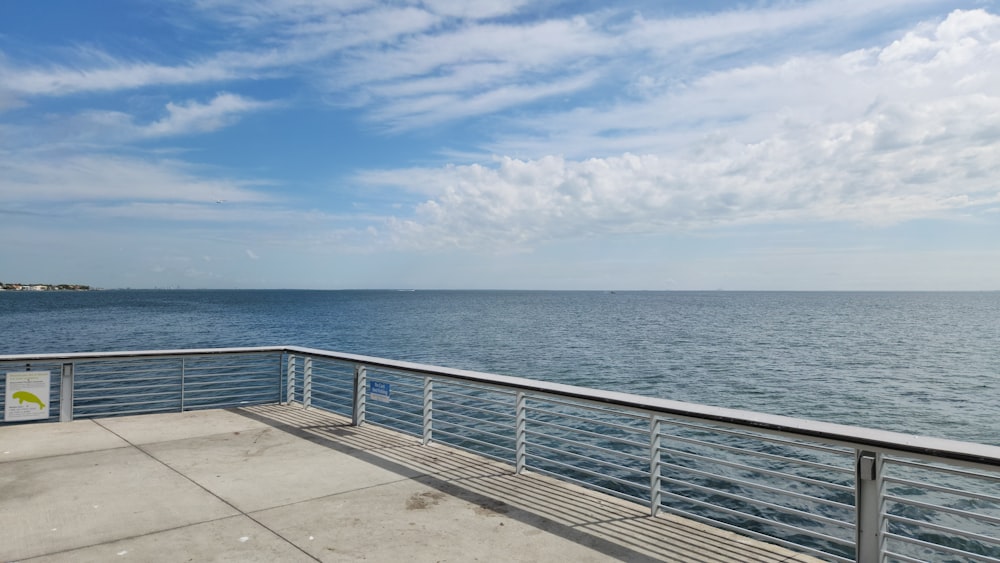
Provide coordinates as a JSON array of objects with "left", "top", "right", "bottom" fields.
[
  {"left": 142, "top": 93, "right": 276, "bottom": 137},
  {"left": 0, "top": 0, "right": 964, "bottom": 132},
  {"left": 56, "top": 92, "right": 275, "bottom": 145},
  {"left": 359, "top": 9, "right": 1000, "bottom": 251},
  {"left": 286, "top": 6, "right": 440, "bottom": 38},
  {"left": 245, "top": 249, "right": 260, "bottom": 260},
  {"left": 0, "top": 56, "right": 239, "bottom": 98},
  {"left": 625, "top": 0, "right": 937, "bottom": 56},
  {"left": 190, "top": 0, "right": 526, "bottom": 27},
  {"left": 364, "top": 140, "right": 999, "bottom": 252},
  {"left": 0, "top": 5, "right": 438, "bottom": 102},
  {"left": 370, "top": 71, "right": 601, "bottom": 130},
  {"left": 341, "top": 17, "right": 614, "bottom": 86},
  {"left": 332, "top": 16, "right": 617, "bottom": 126},
  {"left": 322, "top": 0, "right": 954, "bottom": 129},
  {"left": 423, "top": 0, "right": 531, "bottom": 19},
  {"left": 0, "top": 152, "right": 272, "bottom": 203},
  {"left": 72, "top": 201, "right": 362, "bottom": 229},
  {"left": 482, "top": 7, "right": 1000, "bottom": 158}
]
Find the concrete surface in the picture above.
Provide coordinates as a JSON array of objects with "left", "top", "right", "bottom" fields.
[
  {"left": 0, "top": 445, "right": 238, "bottom": 560},
  {"left": 1, "top": 405, "right": 825, "bottom": 562},
  {"left": 25, "top": 516, "right": 315, "bottom": 563},
  {"left": 0, "top": 420, "right": 128, "bottom": 462}
]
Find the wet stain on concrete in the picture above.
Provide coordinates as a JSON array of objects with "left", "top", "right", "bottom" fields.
[{"left": 406, "top": 491, "right": 445, "bottom": 510}]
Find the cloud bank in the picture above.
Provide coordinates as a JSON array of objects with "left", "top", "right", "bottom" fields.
[{"left": 360, "top": 9, "right": 1000, "bottom": 250}]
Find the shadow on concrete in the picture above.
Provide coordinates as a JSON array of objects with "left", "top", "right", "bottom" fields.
[{"left": 233, "top": 403, "right": 810, "bottom": 563}]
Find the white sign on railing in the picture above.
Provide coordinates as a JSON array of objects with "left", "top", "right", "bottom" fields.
[{"left": 4, "top": 371, "right": 50, "bottom": 422}]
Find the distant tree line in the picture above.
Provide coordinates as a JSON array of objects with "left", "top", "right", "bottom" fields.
[{"left": 0, "top": 282, "right": 91, "bottom": 291}]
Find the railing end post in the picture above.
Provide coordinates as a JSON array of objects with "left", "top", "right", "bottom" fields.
[
  {"left": 59, "top": 362, "right": 75, "bottom": 422},
  {"left": 855, "top": 449, "right": 885, "bottom": 563}
]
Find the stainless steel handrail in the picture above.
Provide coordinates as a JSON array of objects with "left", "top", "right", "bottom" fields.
[
  {"left": 5, "top": 345, "right": 999, "bottom": 469},
  {"left": 4, "top": 344, "right": 1000, "bottom": 464},
  {"left": 280, "top": 346, "right": 1000, "bottom": 467}
]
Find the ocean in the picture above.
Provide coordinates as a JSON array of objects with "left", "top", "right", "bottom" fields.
[{"left": 2, "top": 289, "right": 998, "bottom": 445}]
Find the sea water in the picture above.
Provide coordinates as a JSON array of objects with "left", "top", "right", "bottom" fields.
[{"left": 2, "top": 290, "right": 998, "bottom": 445}]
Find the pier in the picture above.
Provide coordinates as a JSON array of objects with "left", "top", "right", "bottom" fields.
[
  {"left": 2, "top": 405, "right": 816, "bottom": 562},
  {"left": 3, "top": 346, "right": 1000, "bottom": 562}
]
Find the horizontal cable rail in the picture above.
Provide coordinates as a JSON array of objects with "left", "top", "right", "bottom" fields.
[{"left": 3, "top": 345, "right": 1000, "bottom": 562}]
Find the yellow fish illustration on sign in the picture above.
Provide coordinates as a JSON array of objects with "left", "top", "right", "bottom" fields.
[{"left": 12, "top": 391, "right": 46, "bottom": 410}]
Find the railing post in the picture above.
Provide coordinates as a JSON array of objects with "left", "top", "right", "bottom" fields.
[
  {"left": 59, "top": 362, "right": 74, "bottom": 422},
  {"left": 180, "top": 357, "right": 186, "bottom": 412},
  {"left": 303, "top": 357, "right": 312, "bottom": 409},
  {"left": 286, "top": 355, "right": 296, "bottom": 404},
  {"left": 277, "top": 353, "right": 285, "bottom": 403},
  {"left": 352, "top": 364, "right": 366, "bottom": 426},
  {"left": 515, "top": 391, "right": 527, "bottom": 474},
  {"left": 856, "top": 450, "right": 885, "bottom": 563},
  {"left": 649, "top": 415, "right": 662, "bottom": 516},
  {"left": 422, "top": 377, "right": 433, "bottom": 445}
]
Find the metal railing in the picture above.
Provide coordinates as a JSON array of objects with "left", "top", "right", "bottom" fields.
[{"left": 2, "top": 345, "right": 999, "bottom": 563}]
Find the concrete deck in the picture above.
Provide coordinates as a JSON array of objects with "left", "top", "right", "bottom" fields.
[{"left": 1, "top": 405, "right": 824, "bottom": 562}]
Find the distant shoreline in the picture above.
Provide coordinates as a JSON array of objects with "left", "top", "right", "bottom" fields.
[
  {"left": 0, "top": 283, "right": 91, "bottom": 291},
  {"left": 4, "top": 287, "right": 997, "bottom": 293}
]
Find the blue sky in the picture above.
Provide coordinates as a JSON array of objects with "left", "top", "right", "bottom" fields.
[{"left": 1, "top": 0, "right": 999, "bottom": 290}]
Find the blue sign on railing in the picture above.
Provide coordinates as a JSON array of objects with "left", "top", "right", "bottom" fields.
[{"left": 369, "top": 380, "right": 390, "bottom": 403}]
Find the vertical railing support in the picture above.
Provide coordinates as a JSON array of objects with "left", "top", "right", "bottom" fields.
[
  {"left": 352, "top": 364, "right": 367, "bottom": 426},
  {"left": 649, "top": 415, "right": 662, "bottom": 516},
  {"left": 180, "top": 358, "right": 186, "bottom": 412},
  {"left": 515, "top": 391, "right": 527, "bottom": 474},
  {"left": 277, "top": 353, "right": 286, "bottom": 403},
  {"left": 59, "top": 362, "right": 74, "bottom": 422},
  {"left": 286, "top": 355, "right": 296, "bottom": 404},
  {"left": 856, "top": 450, "right": 885, "bottom": 563},
  {"left": 422, "top": 377, "right": 433, "bottom": 445},
  {"left": 303, "top": 357, "right": 313, "bottom": 409}
]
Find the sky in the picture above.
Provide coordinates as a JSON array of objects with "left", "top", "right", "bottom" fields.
[{"left": 1, "top": 0, "right": 999, "bottom": 290}]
